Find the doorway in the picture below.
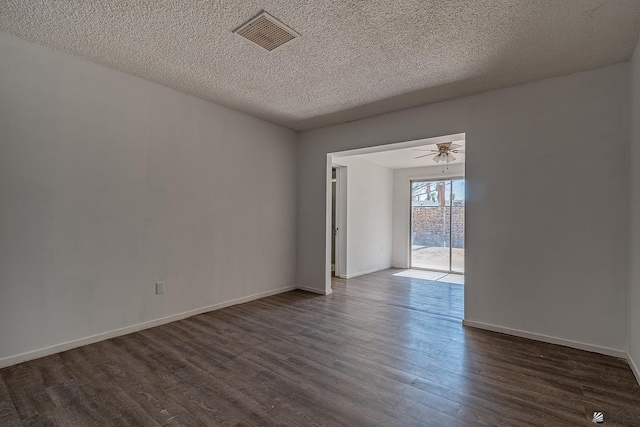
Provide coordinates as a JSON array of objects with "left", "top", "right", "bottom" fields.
[
  {"left": 331, "top": 165, "right": 347, "bottom": 279},
  {"left": 325, "top": 132, "right": 465, "bottom": 294},
  {"left": 410, "top": 178, "right": 465, "bottom": 273},
  {"left": 331, "top": 168, "right": 337, "bottom": 276}
]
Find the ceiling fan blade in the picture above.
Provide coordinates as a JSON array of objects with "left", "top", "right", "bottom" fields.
[
  {"left": 449, "top": 143, "right": 462, "bottom": 149},
  {"left": 451, "top": 149, "right": 465, "bottom": 153},
  {"left": 413, "top": 154, "right": 432, "bottom": 159},
  {"left": 412, "top": 148, "right": 436, "bottom": 152}
]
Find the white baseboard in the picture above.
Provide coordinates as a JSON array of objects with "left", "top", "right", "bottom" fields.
[
  {"left": 297, "top": 285, "right": 332, "bottom": 295},
  {"left": 462, "top": 319, "right": 627, "bottom": 359},
  {"left": 628, "top": 352, "right": 640, "bottom": 385},
  {"left": 344, "top": 266, "right": 389, "bottom": 279},
  {"left": 0, "top": 285, "right": 297, "bottom": 369}
]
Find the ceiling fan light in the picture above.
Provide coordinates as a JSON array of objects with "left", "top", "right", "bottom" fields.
[
  {"left": 448, "top": 153, "right": 456, "bottom": 162},
  {"left": 433, "top": 154, "right": 441, "bottom": 163}
]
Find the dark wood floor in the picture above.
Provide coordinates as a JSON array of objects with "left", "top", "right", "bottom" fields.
[{"left": 1, "top": 269, "right": 639, "bottom": 426}]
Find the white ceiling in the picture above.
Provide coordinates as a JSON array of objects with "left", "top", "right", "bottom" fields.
[
  {"left": 1, "top": 1, "right": 639, "bottom": 131},
  {"left": 359, "top": 139, "right": 465, "bottom": 169}
]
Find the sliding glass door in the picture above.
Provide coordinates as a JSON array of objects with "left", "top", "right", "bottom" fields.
[{"left": 410, "top": 179, "right": 465, "bottom": 273}]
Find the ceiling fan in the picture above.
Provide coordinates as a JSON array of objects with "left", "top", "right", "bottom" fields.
[{"left": 413, "top": 142, "right": 464, "bottom": 163}]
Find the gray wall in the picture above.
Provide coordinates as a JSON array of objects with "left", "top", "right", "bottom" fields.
[
  {"left": 298, "top": 63, "right": 629, "bottom": 355},
  {"left": 629, "top": 40, "right": 640, "bottom": 379},
  {"left": 0, "top": 33, "right": 298, "bottom": 366}
]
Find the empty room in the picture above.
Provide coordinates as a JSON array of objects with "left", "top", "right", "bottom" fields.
[{"left": 1, "top": 1, "right": 640, "bottom": 426}]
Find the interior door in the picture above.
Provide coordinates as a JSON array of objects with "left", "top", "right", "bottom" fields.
[{"left": 331, "top": 168, "right": 336, "bottom": 271}]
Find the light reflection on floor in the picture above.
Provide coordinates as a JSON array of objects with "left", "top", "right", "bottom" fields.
[
  {"left": 393, "top": 269, "right": 464, "bottom": 285},
  {"left": 386, "top": 268, "right": 468, "bottom": 392}
]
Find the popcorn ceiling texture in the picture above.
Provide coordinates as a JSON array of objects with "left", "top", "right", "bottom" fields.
[{"left": 1, "top": 1, "right": 639, "bottom": 131}]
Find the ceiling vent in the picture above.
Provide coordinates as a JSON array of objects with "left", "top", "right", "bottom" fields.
[{"left": 233, "top": 11, "right": 300, "bottom": 51}]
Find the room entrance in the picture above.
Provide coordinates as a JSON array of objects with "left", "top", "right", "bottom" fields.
[{"left": 410, "top": 178, "right": 465, "bottom": 273}]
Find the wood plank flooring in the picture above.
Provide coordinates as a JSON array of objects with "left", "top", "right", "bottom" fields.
[{"left": 1, "top": 269, "right": 639, "bottom": 426}]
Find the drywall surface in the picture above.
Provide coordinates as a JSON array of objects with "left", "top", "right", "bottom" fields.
[
  {"left": 332, "top": 157, "right": 393, "bottom": 278},
  {"left": 392, "top": 164, "right": 465, "bottom": 268},
  {"left": 629, "top": 40, "right": 640, "bottom": 380},
  {"left": 0, "top": 33, "right": 298, "bottom": 365},
  {"left": 298, "top": 63, "right": 629, "bottom": 353}
]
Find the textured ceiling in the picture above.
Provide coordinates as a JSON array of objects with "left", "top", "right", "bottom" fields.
[{"left": 1, "top": 1, "right": 640, "bottom": 131}]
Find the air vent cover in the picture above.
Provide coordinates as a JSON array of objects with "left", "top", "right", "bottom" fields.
[{"left": 234, "top": 11, "right": 300, "bottom": 51}]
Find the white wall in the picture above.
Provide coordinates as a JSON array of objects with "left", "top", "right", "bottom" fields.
[
  {"left": 332, "top": 157, "right": 393, "bottom": 278},
  {"left": 629, "top": 40, "right": 640, "bottom": 380},
  {"left": 298, "top": 63, "right": 629, "bottom": 356},
  {"left": 0, "top": 33, "right": 298, "bottom": 366},
  {"left": 392, "top": 164, "right": 465, "bottom": 268}
]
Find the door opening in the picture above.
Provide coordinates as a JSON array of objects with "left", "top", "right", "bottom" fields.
[
  {"left": 331, "top": 165, "right": 346, "bottom": 280},
  {"left": 331, "top": 168, "right": 337, "bottom": 276},
  {"left": 410, "top": 178, "right": 465, "bottom": 273}
]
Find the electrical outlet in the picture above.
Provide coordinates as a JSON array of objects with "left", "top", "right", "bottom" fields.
[{"left": 155, "top": 281, "right": 165, "bottom": 295}]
